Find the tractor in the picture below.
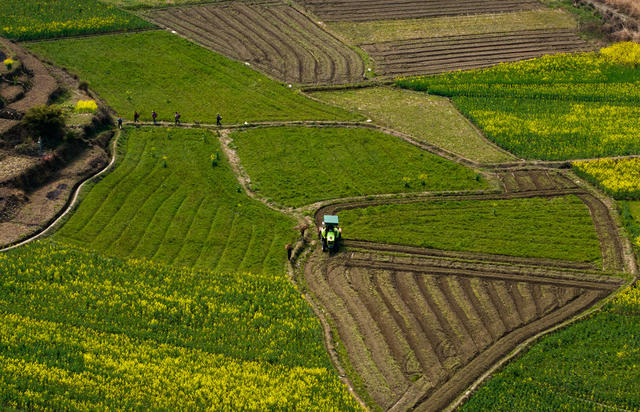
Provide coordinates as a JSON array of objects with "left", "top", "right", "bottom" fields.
[{"left": 319, "top": 215, "right": 342, "bottom": 253}]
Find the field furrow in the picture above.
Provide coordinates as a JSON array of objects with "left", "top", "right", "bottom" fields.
[
  {"left": 299, "top": 0, "right": 541, "bottom": 22},
  {"left": 363, "top": 29, "right": 590, "bottom": 77},
  {"left": 304, "top": 239, "right": 622, "bottom": 411},
  {"left": 148, "top": 3, "right": 363, "bottom": 85}
]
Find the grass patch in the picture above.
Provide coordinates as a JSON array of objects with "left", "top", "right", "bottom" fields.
[
  {"left": 55, "top": 127, "right": 296, "bottom": 273},
  {"left": 231, "top": 126, "right": 488, "bottom": 207},
  {"left": 311, "top": 87, "right": 514, "bottom": 163},
  {"left": 0, "top": 0, "right": 152, "bottom": 40},
  {"left": 398, "top": 46, "right": 640, "bottom": 160},
  {"left": 339, "top": 196, "right": 601, "bottom": 262},
  {"left": 460, "top": 282, "right": 640, "bottom": 411},
  {"left": 27, "top": 31, "right": 356, "bottom": 124},
  {"left": 328, "top": 9, "right": 577, "bottom": 45},
  {"left": 0, "top": 241, "right": 359, "bottom": 410}
]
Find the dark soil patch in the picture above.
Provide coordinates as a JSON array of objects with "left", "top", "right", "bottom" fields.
[
  {"left": 362, "top": 29, "right": 592, "bottom": 78},
  {"left": 299, "top": 0, "right": 542, "bottom": 22},
  {"left": 304, "top": 244, "right": 621, "bottom": 411},
  {"left": 149, "top": 3, "right": 364, "bottom": 85},
  {"left": 45, "top": 183, "right": 68, "bottom": 201}
]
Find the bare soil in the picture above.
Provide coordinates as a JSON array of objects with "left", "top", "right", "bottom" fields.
[
  {"left": 304, "top": 244, "right": 620, "bottom": 411},
  {"left": 298, "top": 0, "right": 542, "bottom": 22},
  {"left": 148, "top": 2, "right": 364, "bottom": 85},
  {"left": 362, "top": 29, "right": 592, "bottom": 78},
  {"left": 0, "top": 144, "right": 108, "bottom": 247}
]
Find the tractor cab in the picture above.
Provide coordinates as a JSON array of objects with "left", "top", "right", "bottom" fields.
[{"left": 320, "top": 215, "right": 342, "bottom": 253}]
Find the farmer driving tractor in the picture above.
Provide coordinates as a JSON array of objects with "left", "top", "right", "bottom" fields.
[{"left": 319, "top": 215, "right": 342, "bottom": 253}]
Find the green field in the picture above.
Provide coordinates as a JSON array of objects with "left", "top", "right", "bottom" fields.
[
  {"left": 340, "top": 196, "right": 601, "bottom": 262},
  {"left": 0, "top": 241, "right": 359, "bottom": 410},
  {"left": 0, "top": 0, "right": 152, "bottom": 40},
  {"left": 311, "top": 87, "right": 514, "bottom": 163},
  {"left": 27, "top": 31, "right": 356, "bottom": 124},
  {"left": 55, "top": 127, "right": 296, "bottom": 273},
  {"left": 461, "top": 282, "right": 640, "bottom": 411},
  {"left": 231, "top": 126, "right": 488, "bottom": 207},
  {"left": 398, "top": 45, "right": 640, "bottom": 160},
  {"left": 328, "top": 9, "right": 576, "bottom": 45}
]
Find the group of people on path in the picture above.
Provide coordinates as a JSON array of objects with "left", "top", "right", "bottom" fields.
[{"left": 116, "top": 110, "right": 223, "bottom": 128}]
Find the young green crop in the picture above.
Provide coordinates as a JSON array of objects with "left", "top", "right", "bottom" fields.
[
  {"left": 0, "top": 0, "right": 152, "bottom": 40},
  {"left": 27, "top": 31, "right": 356, "bottom": 124},
  {"left": 397, "top": 43, "right": 640, "bottom": 160},
  {"left": 55, "top": 127, "right": 297, "bottom": 273},
  {"left": 231, "top": 126, "right": 488, "bottom": 207},
  {"left": 339, "top": 196, "right": 602, "bottom": 263}
]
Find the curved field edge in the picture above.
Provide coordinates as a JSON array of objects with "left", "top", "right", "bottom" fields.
[
  {"left": 230, "top": 125, "right": 488, "bottom": 208},
  {"left": 0, "top": 241, "right": 360, "bottom": 410},
  {"left": 53, "top": 127, "right": 297, "bottom": 274},
  {"left": 396, "top": 46, "right": 640, "bottom": 160},
  {"left": 25, "top": 31, "right": 357, "bottom": 124},
  {"left": 459, "top": 281, "right": 640, "bottom": 411},
  {"left": 337, "top": 196, "right": 602, "bottom": 263},
  {"left": 309, "top": 87, "right": 514, "bottom": 164}
]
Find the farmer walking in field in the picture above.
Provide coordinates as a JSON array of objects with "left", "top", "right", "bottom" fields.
[
  {"left": 175, "top": 112, "right": 181, "bottom": 125},
  {"left": 134, "top": 111, "right": 139, "bottom": 124},
  {"left": 117, "top": 115, "right": 123, "bottom": 129},
  {"left": 152, "top": 110, "right": 157, "bottom": 125},
  {"left": 216, "top": 113, "right": 222, "bottom": 128}
]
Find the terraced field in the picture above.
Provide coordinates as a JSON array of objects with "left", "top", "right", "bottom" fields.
[
  {"left": 299, "top": 0, "right": 542, "bottom": 22},
  {"left": 303, "top": 168, "right": 631, "bottom": 410},
  {"left": 304, "top": 245, "right": 622, "bottom": 411},
  {"left": 363, "top": 29, "right": 592, "bottom": 77},
  {"left": 55, "top": 127, "right": 296, "bottom": 273},
  {"left": 149, "top": 3, "right": 364, "bottom": 85}
]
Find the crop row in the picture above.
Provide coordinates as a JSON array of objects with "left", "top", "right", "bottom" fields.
[
  {"left": 0, "top": 0, "right": 152, "bottom": 40},
  {"left": 397, "top": 43, "right": 640, "bottom": 160},
  {"left": 55, "top": 128, "right": 297, "bottom": 273},
  {"left": 0, "top": 241, "right": 359, "bottom": 410},
  {"left": 461, "top": 282, "right": 640, "bottom": 410}
]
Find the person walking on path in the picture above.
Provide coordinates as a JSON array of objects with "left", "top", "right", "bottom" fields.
[
  {"left": 134, "top": 111, "right": 139, "bottom": 124},
  {"left": 152, "top": 110, "right": 157, "bottom": 125},
  {"left": 216, "top": 113, "right": 222, "bottom": 128},
  {"left": 174, "top": 112, "right": 181, "bottom": 125},
  {"left": 117, "top": 115, "right": 123, "bottom": 129}
]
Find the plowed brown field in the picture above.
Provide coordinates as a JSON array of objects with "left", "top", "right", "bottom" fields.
[
  {"left": 305, "top": 170, "right": 628, "bottom": 411},
  {"left": 149, "top": 2, "right": 364, "bottom": 85},
  {"left": 362, "top": 29, "right": 592, "bottom": 77},
  {"left": 299, "top": 0, "right": 542, "bottom": 22}
]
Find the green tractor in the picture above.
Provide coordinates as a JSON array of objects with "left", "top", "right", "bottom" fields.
[{"left": 319, "top": 215, "right": 342, "bottom": 253}]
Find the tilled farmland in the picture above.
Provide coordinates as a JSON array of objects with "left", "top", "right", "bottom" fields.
[
  {"left": 149, "top": 2, "right": 364, "bottom": 85},
  {"left": 362, "top": 29, "right": 592, "bottom": 77},
  {"left": 306, "top": 169, "right": 629, "bottom": 410},
  {"left": 304, "top": 244, "right": 621, "bottom": 411},
  {"left": 299, "top": 0, "right": 542, "bottom": 22}
]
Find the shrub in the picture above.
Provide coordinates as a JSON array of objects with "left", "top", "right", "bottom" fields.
[{"left": 22, "top": 105, "right": 66, "bottom": 148}]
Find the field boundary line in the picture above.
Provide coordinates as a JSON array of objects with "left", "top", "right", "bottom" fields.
[
  {"left": 0, "top": 129, "right": 122, "bottom": 253},
  {"left": 18, "top": 27, "right": 161, "bottom": 44}
]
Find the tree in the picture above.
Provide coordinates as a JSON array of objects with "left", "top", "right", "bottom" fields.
[{"left": 22, "top": 105, "right": 65, "bottom": 148}]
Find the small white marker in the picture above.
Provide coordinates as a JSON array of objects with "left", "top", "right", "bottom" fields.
[
  {"left": 288, "top": 84, "right": 292, "bottom": 88},
  {"left": 245, "top": 62, "right": 251, "bottom": 66},
  {"left": 368, "top": 68, "right": 372, "bottom": 71},
  {"left": 244, "top": 121, "right": 248, "bottom": 125},
  {"left": 366, "top": 119, "right": 372, "bottom": 123},
  {"left": 170, "top": 30, "right": 177, "bottom": 34}
]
